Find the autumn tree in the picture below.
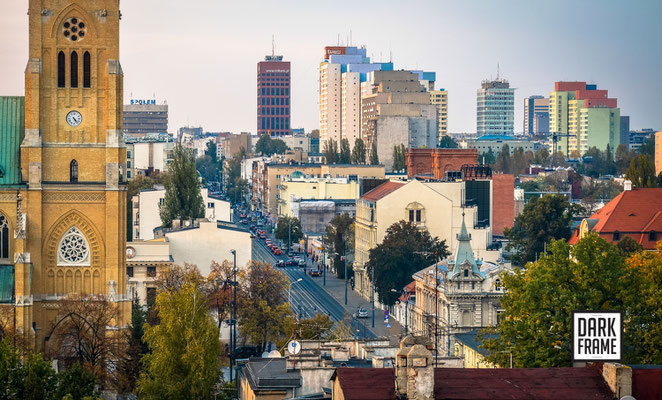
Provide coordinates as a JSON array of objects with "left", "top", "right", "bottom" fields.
[
  {"left": 503, "top": 194, "right": 573, "bottom": 266},
  {"left": 237, "top": 261, "right": 292, "bottom": 347},
  {"left": 324, "top": 213, "right": 354, "bottom": 279},
  {"left": 626, "top": 154, "right": 657, "bottom": 188},
  {"left": 339, "top": 138, "right": 351, "bottom": 164},
  {"left": 533, "top": 147, "right": 550, "bottom": 166},
  {"left": 137, "top": 282, "right": 221, "bottom": 399},
  {"left": 367, "top": 221, "right": 448, "bottom": 306},
  {"left": 160, "top": 145, "right": 205, "bottom": 227},
  {"left": 351, "top": 138, "right": 367, "bottom": 164},
  {"left": 288, "top": 313, "right": 334, "bottom": 340}
]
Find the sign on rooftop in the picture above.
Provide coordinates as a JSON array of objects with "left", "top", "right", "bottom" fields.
[{"left": 572, "top": 311, "right": 622, "bottom": 361}]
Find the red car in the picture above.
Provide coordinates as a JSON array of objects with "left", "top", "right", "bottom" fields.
[{"left": 273, "top": 248, "right": 282, "bottom": 255}]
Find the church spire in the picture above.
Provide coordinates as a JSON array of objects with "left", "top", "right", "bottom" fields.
[{"left": 449, "top": 212, "right": 483, "bottom": 279}]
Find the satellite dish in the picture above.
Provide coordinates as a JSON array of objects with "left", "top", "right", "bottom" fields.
[
  {"left": 184, "top": 220, "right": 191, "bottom": 227},
  {"left": 261, "top": 352, "right": 270, "bottom": 358},
  {"left": 268, "top": 350, "right": 282, "bottom": 358},
  {"left": 287, "top": 340, "right": 301, "bottom": 355}
]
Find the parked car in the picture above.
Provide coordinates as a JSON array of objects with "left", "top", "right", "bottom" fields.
[
  {"left": 273, "top": 248, "right": 282, "bottom": 255},
  {"left": 259, "top": 233, "right": 266, "bottom": 239},
  {"left": 297, "top": 258, "right": 306, "bottom": 267},
  {"left": 277, "top": 260, "right": 285, "bottom": 267},
  {"left": 357, "top": 308, "right": 368, "bottom": 318},
  {"left": 286, "top": 258, "right": 297, "bottom": 267},
  {"left": 309, "top": 269, "right": 321, "bottom": 277}
]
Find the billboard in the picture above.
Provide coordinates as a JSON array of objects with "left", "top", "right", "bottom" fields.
[{"left": 324, "top": 46, "right": 346, "bottom": 60}]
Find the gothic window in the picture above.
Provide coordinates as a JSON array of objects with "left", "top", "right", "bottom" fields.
[
  {"left": 83, "top": 51, "right": 91, "bottom": 88},
  {"left": 70, "top": 160, "right": 78, "bottom": 183},
  {"left": 62, "top": 17, "right": 86, "bottom": 42},
  {"left": 70, "top": 51, "right": 78, "bottom": 88},
  {"left": 0, "top": 214, "right": 9, "bottom": 261},
  {"left": 57, "top": 227, "right": 90, "bottom": 266},
  {"left": 57, "top": 51, "right": 65, "bottom": 87}
]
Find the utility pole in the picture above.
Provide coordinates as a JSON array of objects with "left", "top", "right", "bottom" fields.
[
  {"left": 344, "top": 243, "right": 348, "bottom": 305},
  {"left": 322, "top": 245, "right": 326, "bottom": 286},
  {"left": 230, "top": 249, "right": 237, "bottom": 383},
  {"left": 371, "top": 263, "right": 375, "bottom": 328},
  {"left": 288, "top": 218, "right": 291, "bottom": 254},
  {"left": 434, "top": 252, "right": 438, "bottom": 367}
]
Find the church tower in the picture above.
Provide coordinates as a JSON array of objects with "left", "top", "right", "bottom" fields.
[{"left": 0, "top": 0, "right": 129, "bottom": 349}]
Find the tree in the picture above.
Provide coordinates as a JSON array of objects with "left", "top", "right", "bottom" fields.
[
  {"left": 638, "top": 135, "right": 655, "bottom": 160},
  {"left": 480, "top": 235, "right": 631, "bottom": 367},
  {"left": 255, "top": 134, "right": 288, "bottom": 156},
  {"left": 351, "top": 138, "right": 367, "bottom": 164},
  {"left": 369, "top": 141, "right": 379, "bottom": 165},
  {"left": 323, "top": 139, "right": 339, "bottom": 164},
  {"left": 160, "top": 145, "right": 205, "bottom": 227},
  {"left": 137, "top": 283, "right": 221, "bottom": 400},
  {"left": 205, "top": 140, "right": 217, "bottom": 163},
  {"left": 615, "top": 144, "right": 634, "bottom": 176},
  {"left": 367, "top": 221, "right": 449, "bottom": 306},
  {"left": 617, "top": 235, "right": 643, "bottom": 256},
  {"left": 392, "top": 144, "right": 407, "bottom": 172},
  {"left": 339, "top": 138, "right": 351, "bottom": 164},
  {"left": 494, "top": 144, "right": 511, "bottom": 173},
  {"left": 438, "top": 135, "right": 458, "bottom": 149},
  {"left": 55, "top": 362, "right": 99, "bottom": 400},
  {"left": 503, "top": 194, "right": 573, "bottom": 266},
  {"left": 480, "top": 148, "right": 495, "bottom": 165},
  {"left": 196, "top": 155, "right": 219, "bottom": 183},
  {"left": 625, "top": 154, "right": 657, "bottom": 188},
  {"left": 288, "top": 314, "right": 334, "bottom": 340},
  {"left": 275, "top": 216, "right": 303, "bottom": 252},
  {"left": 324, "top": 213, "right": 354, "bottom": 279},
  {"left": 237, "top": 261, "right": 292, "bottom": 347},
  {"left": 533, "top": 147, "right": 550, "bottom": 166},
  {"left": 0, "top": 338, "right": 59, "bottom": 400}
]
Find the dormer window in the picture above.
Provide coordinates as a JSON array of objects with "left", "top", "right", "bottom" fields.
[
  {"left": 464, "top": 269, "right": 469, "bottom": 277},
  {"left": 495, "top": 279, "right": 501, "bottom": 291}
]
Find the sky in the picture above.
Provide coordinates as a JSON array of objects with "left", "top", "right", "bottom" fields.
[{"left": 1, "top": 0, "right": 661, "bottom": 135}]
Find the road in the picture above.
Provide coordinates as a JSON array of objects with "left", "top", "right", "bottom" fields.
[{"left": 247, "top": 219, "right": 376, "bottom": 338}]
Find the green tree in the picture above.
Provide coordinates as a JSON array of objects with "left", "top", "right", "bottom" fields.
[
  {"left": 367, "top": 221, "right": 448, "bottom": 306},
  {"left": 255, "top": 135, "right": 288, "bottom": 156},
  {"left": 126, "top": 175, "right": 156, "bottom": 241},
  {"left": 638, "top": 135, "right": 655, "bottom": 160},
  {"left": 617, "top": 235, "right": 643, "bottom": 256},
  {"left": 480, "top": 148, "right": 495, "bottom": 165},
  {"left": 339, "top": 138, "right": 351, "bottom": 164},
  {"left": 533, "top": 147, "right": 550, "bottom": 166},
  {"left": 615, "top": 144, "right": 634, "bottom": 176},
  {"left": 238, "top": 261, "right": 292, "bottom": 347},
  {"left": 160, "top": 145, "right": 205, "bottom": 227},
  {"left": 625, "top": 154, "right": 657, "bottom": 188},
  {"left": 0, "top": 338, "right": 59, "bottom": 400},
  {"left": 288, "top": 313, "right": 334, "bottom": 340},
  {"left": 480, "top": 235, "right": 630, "bottom": 367},
  {"left": 55, "top": 363, "right": 98, "bottom": 400},
  {"left": 137, "top": 283, "right": 221, "bottom": 400},
  {"left": 503, "top": 194, "right": 573, "bottom": 266},
  {"left": 369, "top": 141, "right": 379, "bottom": 165},
  {"left": 438, "top": 135, "right": 458, "bottom": 149},
  {"left": 392, "top": 144, "right": 407, "bottom": 172},
  {"left": 324, "top": 213, "right": 354, "bottom": 279},
  {"left": 323, "top": 139, "right": 339, "bottom": 164},
  {"left": 196, "top": 155, "right": 220, "bottom": 183},
  {"left": 205, "top": 140, "right": 218, "bottom": 163},
  {"left": 494, "top": 144, "right": 511, "bottom": 173},
  {"left": 351, "top": 138, "right": 367, "bottom": 164},
  {"left": 275, "top": 216, "right": 303, "bottom": 252}
]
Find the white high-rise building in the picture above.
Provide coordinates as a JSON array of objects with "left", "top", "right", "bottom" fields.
[
  {"left": 476, "top": 79, "right": 515, "bottom": 136},
  {"left": 319, "top": 62, "right": 341, "bottom": 145}
]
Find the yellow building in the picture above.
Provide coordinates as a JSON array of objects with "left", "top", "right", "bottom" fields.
[
  {"left": 453, "top": 330, "right": 499, "bottom": 368},
  {"left": 430, "top": 89, "right": 449, "bottom": 137},
  {"left": 0, "top": 0, "right": 130, "bottom": 350},
  {"left": 277, "top": 177, "right": 360, "bottom": 217}
]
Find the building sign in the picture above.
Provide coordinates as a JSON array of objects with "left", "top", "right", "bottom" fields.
[
  {"left": 572, "top": 311, "right": 622, "bottom": 361},
  {"left": 324, "top": 46, "right": 346, "bottom": 60},
  {"left": 265, "top": 69, "right": 289, "bottom": 73},
  {"left": 130, "top": 99, "right": 156, "bottom": 105}
]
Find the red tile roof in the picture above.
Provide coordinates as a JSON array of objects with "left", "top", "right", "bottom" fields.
[
  {"left": 332, "top": 368, "right": 396, "bottom": 400},
  {"left": 361, "top": 181, "right": 405, "bottom": 202},
  {"left": 434, "top": 368, "right": 613, "bottom": 400}
]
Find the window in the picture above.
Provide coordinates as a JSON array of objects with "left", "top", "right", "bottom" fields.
[
  {"left": 495, "top": 279, "right": 501, "bottom": 291},
  {"left": 57, "top": 226, "right": 90, "bottom": 266},
  {"left": 464, "top": 269, "right": 469, "bottom": 277},
  {"left": 416, "top": 210, "right": 421, "bottom": 222},
  {"left": 146, "top": 287, "right": 157, "bottom": 305},
  {"left": 57, "top": 51, "right": 65, "bottom": 87},
  {"left": 147, "top": 266, "right": 156, "bottom": 278},
  {"left": 457, "top": 282, "right": 461, "bottom": 289},
  {"left": 612, "top": 231, "right": 620, "bottom": 241},
  {"left": 127, "top": 267, "right": 134, "bottom": 278},
  {"left": 0, "top": 214, "right": 9, "bottom": 260},
  {"left": 70, "top": 160, "right": 78, "bottom": 183},
  {"left": 409, "top": 210, "right": 415, "bottom": 222},
  {"left": 650, "top": 231, "right": 657, "bottom": 242},
  {"left": 472, "top": 282, "right": 475, "bottom": 290},
  {"left": 208, "top": 202, "right": 214, "bottom": 208},
  {"left": 70, "top": 51, "right": 78, "bottom": 88},
  {"left": 83, "top": 51, "right": 91, "bottom": 88}
]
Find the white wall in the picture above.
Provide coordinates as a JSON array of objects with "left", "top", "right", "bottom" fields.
[{"left": 165, "top": 221, "right": 252, "bottom": 276}]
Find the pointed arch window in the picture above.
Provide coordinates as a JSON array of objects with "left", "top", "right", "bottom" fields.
[
  {"left": 0, "top": 214, "right": 9, "bottom": 260},
  {"left": 70, "top": 160, "right": 78, "bottom": 183},
  {"left": 57, "top": 51, "right": 66, "bottom": 88},
  {"left": 83, "top": 51, "right": 91, "bottom": 88},
  {"left": 70, "top": 51, "right": 78, "bottom": 88}
]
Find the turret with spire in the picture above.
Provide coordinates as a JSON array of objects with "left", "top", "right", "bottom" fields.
[{"left": 448, "top": 212, "right": 484, "bottom": 280}]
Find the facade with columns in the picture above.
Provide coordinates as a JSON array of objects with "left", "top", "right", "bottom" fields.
[
  {"left": 411, "top": 216, "right": 509, "bottom": 356},
  {"left": 0, "top": 0, "right": 130, "bottom": 349}
]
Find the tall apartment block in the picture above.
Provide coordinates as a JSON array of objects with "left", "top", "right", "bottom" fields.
[
  {"left": 430, "top": 89, "right": 448, "bottom": 137},
  {"left": 523, "top": 95, "right": 549, "bottom": 135},
  {"left": 549, "top": 82, "right": 620, "bottom": 155},
  {"left": 319, "top": 46, "right": 392, "bottom": 148},
  {"left": 258, "top": 53, "right": 291, "bottom": 136},
  {"left": 477, "top": 79, "right": 515, "bottom": 136},
  {"left": 123, "top": 100, "right": 168, "bottom": 136}
]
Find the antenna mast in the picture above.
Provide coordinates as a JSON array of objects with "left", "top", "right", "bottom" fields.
[{"left": 272, "top": 35, "right": 275, "bottom": 57}]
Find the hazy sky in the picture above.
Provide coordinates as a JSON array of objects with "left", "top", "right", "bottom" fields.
[{"left": 1, "top": 0, "right": 661, "bottom": 134}]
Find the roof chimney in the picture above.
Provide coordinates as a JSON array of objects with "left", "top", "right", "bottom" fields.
[
  {"left": 395, "top": 335, "right": 434, "bottom": 400},
  {"left": 623, "top": 180, "right": 632, "bottom": 191}
]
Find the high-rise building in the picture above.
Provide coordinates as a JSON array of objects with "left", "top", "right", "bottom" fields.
[
  {"left": 430, "top": 89, "right": 448, "bottom": 137},
  {"left": 549, "top": 82, "right": 620, "bottom": 155},
  {"left": 0, "top": 0, "right": 130, "bottom": 350},
  {"left": 523, "top": 96, "right": 549, "bottom": 135},
  {"left": 257, "top": 51, "right": 291, "bottom": 136},
  {"left": 123, "top": 99, "right": 168, "bottom": 136},
  {"left": 477, "top": 79, "right": 515, "bottom": 136},
  {"left": 319, "top": 46, "right": 392, "bottom": 148},
  {"left": 361, "top": 70, "right": 438, "bottom": 170}
]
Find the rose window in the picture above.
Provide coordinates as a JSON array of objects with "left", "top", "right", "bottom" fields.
[
  {"left": 57, "top": 226, "right": 90, "bottom": 266},
  {"left": 62, "top": 17, "right": 87, "bottom": 42}
]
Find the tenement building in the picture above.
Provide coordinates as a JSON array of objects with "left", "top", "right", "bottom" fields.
[{"left": 0, "top": 0, "right": 130, "bottom": 350}]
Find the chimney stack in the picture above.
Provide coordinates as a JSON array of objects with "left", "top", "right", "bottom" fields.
[
  {"left": 623, "top": 180, "right": 632, "bottom": 191},
  {"left": 395, "top": 335, "right": 434, "bottom": 400}
]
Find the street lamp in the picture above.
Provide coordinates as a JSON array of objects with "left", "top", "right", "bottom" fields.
[
  {"left": 391, "top": 288, "right": 409, "bottom": 335},
  {"left": 229, "top": 249, "right": 237, "bottom": 384},
  {"left": 288, "top": 278, "right": 303, "bottom": 310}
]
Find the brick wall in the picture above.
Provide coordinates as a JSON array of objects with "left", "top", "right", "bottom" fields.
[
  {"left": 406, "top": 148, "right": 478, "bottom": 179},
  {"left": 492, "top": 173, "right": 515, "bottom": 236}
]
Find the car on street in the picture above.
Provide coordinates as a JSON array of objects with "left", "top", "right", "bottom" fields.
[
  {"left": 357, "top": 308, "right": 368, "bottom": 318},
  {"left": 273, "top": 248, "right": 282, "bottom": 255},
  {"left": 309, "top": 269, "right": 321, "bottom": 277},
  {"left": 286, "top": 258, "right": 297, "bottom": 267},
  {"left": 277, "top": 260, "right": 285, "bottom": 267},
  {"left": 259, "top": 233, "right": 266, "bottom": 239},
  {"left": 297, "top": 258, "right": 306, "bottom": 267}
]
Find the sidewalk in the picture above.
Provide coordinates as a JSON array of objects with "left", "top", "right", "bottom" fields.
[{"left": 307, "top": 260, "right": 404, "bottom": 344}]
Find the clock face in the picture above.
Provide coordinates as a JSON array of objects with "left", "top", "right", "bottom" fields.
[
  {"left": 126, "top": 246, "right": 135, "bottom": 259},
  {"left": 66, "top": 110, "right": 82, "bottom": 127}
]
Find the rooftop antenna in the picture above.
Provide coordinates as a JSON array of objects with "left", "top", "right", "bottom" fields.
[
  {"left": 350, "top": 29, "right": 352, "bottom": 46},
  {"left": 272, "top": 34, "right": 275, "bottom": 57},
  {"left": 389, "top": 41, "right": 392, "bottom": 63},
  {"left": 497, "top": 63, "right": 500, "bottom": 80},
  {"left": 337, "top": 33, "right": 340, "bottom": 46}
]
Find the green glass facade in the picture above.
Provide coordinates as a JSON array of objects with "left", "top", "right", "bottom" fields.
[{"left": 0, "top": 96, "right": 25, "bottom": 187}]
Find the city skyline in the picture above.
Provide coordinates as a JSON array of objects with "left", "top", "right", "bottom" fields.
[{"left": 0, "top": 0, "right": 660, "bottom": 135}]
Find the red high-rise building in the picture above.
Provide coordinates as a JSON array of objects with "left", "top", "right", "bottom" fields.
[{"left": 257, "top": 53, "right": 291, "bottom": 136}]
